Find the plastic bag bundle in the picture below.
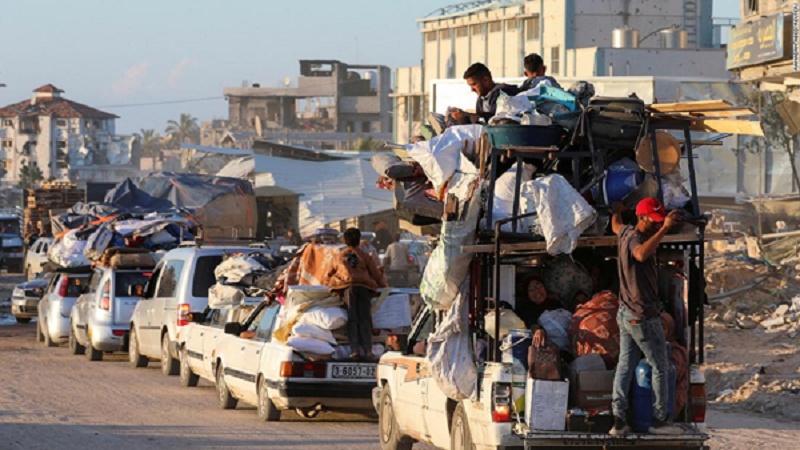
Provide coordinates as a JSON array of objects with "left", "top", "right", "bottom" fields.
[
  {"left": 291, "top": 322, "right": 337, "bottom": 345},
  {"left": 214, "top": 256, "right": 267, "bottom": 284},
  {"left": 297, "top": 306, "right": 348, "bottom": 330},
  {"left": 537, "top": 309, "right": 573, "bottom": 350},
  {"left": 285, "top": 336, "right": 335, "bottom": 355},
  {"left": 84, "top": 224, "right": 114, "bottom": 261},
  {"left": 407, "top": 124, "right": 484, "bottom": 192}
]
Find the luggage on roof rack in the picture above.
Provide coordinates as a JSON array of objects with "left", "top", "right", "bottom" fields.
[{"left": 99, "top": 247, "right": 156, "bottom": 270}]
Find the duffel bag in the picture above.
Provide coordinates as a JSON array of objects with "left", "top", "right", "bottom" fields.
[{"left": 586, "top": 96, "right": 645, "bottom": 152}]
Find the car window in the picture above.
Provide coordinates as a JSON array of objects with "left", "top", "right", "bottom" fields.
[
  {"left": 89, "top": 270, "right": 103, "bottom": 294},
  {"left": 156, "top": 260, "right": 186, "bottom": 298},
  {"left": 245, "top": 305, "right": 268, "bottom": 332},
  {"left": 67, "top": 276, "right": 91, "bottom": 297},
  {"left": 115, "top": 272, "right": 152, "bottom": 297},
  {"left": 191, "top": 255, "right": 223, "bottom": 297},
  {"left": 42, "top": 242, "right": 49, "bottom": 253},
  {"left": 254, "top": 304, "right": 280, "bottom": 341}
]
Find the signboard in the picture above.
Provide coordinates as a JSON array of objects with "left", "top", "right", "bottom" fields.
[{"left": 727, "top": 13, "right": 791, "bottom": 70}]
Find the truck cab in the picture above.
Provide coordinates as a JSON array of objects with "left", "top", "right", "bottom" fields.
[{"left": 0, "top": 212, "right": 24, "bottom": 273}]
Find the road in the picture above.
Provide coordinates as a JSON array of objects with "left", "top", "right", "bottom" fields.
[{"left": 2, "top": 274, "right": 800, "bottom": 449}]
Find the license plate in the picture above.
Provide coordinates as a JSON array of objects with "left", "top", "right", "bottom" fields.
[{"left": 330, "top": 364, "right": 376, "bottom": 379}]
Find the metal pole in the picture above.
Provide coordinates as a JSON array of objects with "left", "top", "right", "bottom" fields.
[{"left": 793, "top": 1, "right": 799, "bottom": 72}]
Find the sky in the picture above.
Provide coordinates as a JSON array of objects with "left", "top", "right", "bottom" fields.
[{"left": 0, "top": 0, "right": 740, "bottom": 135}]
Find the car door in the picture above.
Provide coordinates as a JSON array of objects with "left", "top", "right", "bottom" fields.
[
  {"left": 237, "top": 304, "right": 281, "bottom": 405},
  {"left": 391, "top": 310, "right": 434, "bottom": 437},
  {"left": 200, "top": 309, "right": 229, "bottom": 380},
  {"left": 155, "top": 259, "right": 187, "bottom": 349},
  {"left": 76, "top": 270, "right": 103, "bottom": 343},
  {"left": 137, "top": 264, "right": 163, "bottom": 357}
]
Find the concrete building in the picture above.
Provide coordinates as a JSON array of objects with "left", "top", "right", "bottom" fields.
[
  {"left": 0, "top": 84, "right": 130, "bottom": 184},
  {"left": 394, "top": 0, "right": 731, "bottom": 142},
  {"left": 221, "top": 60, "right": 393, "bottom": 150}
]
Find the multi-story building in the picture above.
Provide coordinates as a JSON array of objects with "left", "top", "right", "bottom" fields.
[
  {"left": 0, "top": 84, "right": 124, "bottom": 183},
  {"left": 395, "top": 0, "right": 731, "bottom": 142},
  {"left": 222, "top": 59, "right": 393, "bottom": 150}
]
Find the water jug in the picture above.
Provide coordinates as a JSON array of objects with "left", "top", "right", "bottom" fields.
[{"left": 631, "top": 352, "right": 676, "bottom": 432}]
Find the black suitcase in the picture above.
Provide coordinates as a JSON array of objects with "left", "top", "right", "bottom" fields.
[{"left": 586, "top": 96, "right": 646, "bottom": 152}]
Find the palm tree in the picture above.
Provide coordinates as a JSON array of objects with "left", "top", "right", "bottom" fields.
[
  {"left": 134, "top": 129, "right": 162, "bottom": 160},
  {"left": 165, "top": 113, "right": 200, "bottom": 147}
]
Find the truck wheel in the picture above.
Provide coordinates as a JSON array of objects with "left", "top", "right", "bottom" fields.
[
  {"left": 85, "top": 332, "right": 103, "bottom": 361},
  {"left": 450, "top": 403, "right": 474, "bottom": 450},
  {"left": 128, "top": 328, "right": 148, "bottom": 368},
  {"left": 161, "top": 333, "right": 179, "bottom": 376},
  {"left": 379, "top": 387, "right": 413, "bottom": 450},
  {"left": 36, "top": 320, "right": 44, "bottom": 343},
  {"left": 179, "top": 346, "right": 199, "bottom": 388},
  {"left": 257, "top": 377, "right": 281, "bottom": 421},
  {"left": 15, "top": 317, "right": 31, "bottom": 324},
  {"left": 216, "top": 365, "right": 238, "bottom": 410},
  {"left": 69, "top": 323, "right": 85, "bottom": 355},
  {"left": 42, "top": 319, "right": 57, "bottom": 348}
]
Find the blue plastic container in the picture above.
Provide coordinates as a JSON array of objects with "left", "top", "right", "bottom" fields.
[
  {"left": 631, "top": 354, "right": 676, "bottom": 432},
  {"left": 486, "top": 125, "right": 565, "bottom": 148},
  {"left": 501, "top": 328, "right": 533, "bottom": 371},
  {"left": 603, "top": 170, "right": 643, "bottom": 204}
]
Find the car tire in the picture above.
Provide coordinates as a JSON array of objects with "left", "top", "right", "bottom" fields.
[
  {"left": 216, "top": 365, "right": 238, "bottom": 410},
  {"left": 42, "top": 319, "right": 57, "bottom": 348},
  {"left": 450, "top": 403, "right": 474, "bottom": 450},
  {"left": 257, "top": 377, "right": 281, "bottom": 422},
  {"left": 85, "top": 331, "right": 103, "bottom": 361},
  {"left": 379, "top": 387, "right": 413, "bottom": 450},
  {"left": 128, "top": 327, "right": 148, "bottom": 368},
  {"left": 36, "top": 320, "right": 44, "bottom": 343},
  {"left": 69, "top": 323, "right": 85, "bottom": 355},
  {"left": 161, "top": 333, "right": 179, "bottom": 376},
  {"left": 15, "top": 317, "right": 32, "bottom": 324},
  {"left": 179, "top": 346, "right": 199, "bottom": 388}
]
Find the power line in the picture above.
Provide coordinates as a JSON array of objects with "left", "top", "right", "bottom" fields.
[{"left": 97, "top": 96, "right": 223, "bottom": 108}]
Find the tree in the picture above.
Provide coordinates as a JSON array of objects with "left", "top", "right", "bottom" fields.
[
  {"left": 165, "top": 113, "right": 200, "bottom": 147},
  {"left": 17, "top": 161, "right": 44, "bottom": 192},
  {"left": 134, "top": 128, "right": 162, "bottom": 160}
]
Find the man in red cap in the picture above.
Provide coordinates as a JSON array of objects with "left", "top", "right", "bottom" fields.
[{"left": 609, "top": 197, "right": 683, "bottom": 436}]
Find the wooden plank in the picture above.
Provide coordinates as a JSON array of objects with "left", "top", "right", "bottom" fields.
[
  {"left": 649, "top": 100, "right": 732, "bottom": 113},
  {"left": 666, "top": 108, "right": 756, "bottom": 118},
  {"left": 690, "top": 119, "right": 764, "bottom": 136}
]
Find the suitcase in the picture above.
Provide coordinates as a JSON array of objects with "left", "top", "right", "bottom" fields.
[{"left": 586, "top": 96, "right": 646, "bottom": 152}]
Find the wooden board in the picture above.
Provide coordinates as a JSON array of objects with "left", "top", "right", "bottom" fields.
[
  {"left": 689, "top": 119, "right": 764, "bottom": 136},
  {"left": 649, "top": 100, "right": 733, "bottom": 113},
  {"left": 664, "top": 108, "right": 756, "bottom": 118}
]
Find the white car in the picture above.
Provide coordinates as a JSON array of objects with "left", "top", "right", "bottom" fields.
[
  {"left": 212, "top": 301, "right": 378, "bottom": 421},
  {"left": 37, "top": 270, "right": 92, "bottom": 347},
  {"left": 25, "top": 237, "right": 52, "bottom": 280},
  {"left": 176, "top": 298, "right": 262, "bottom": 388},
  {"left": 128, "top": 246, "right": 272, "bottom": 376}
]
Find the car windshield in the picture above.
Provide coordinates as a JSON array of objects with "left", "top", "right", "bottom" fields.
[
  {"left": 115, "top": 272, "right": 153, "bottom": 297},
  {"left": 0, "top": 220, "right": 20, "bottom": 235}
]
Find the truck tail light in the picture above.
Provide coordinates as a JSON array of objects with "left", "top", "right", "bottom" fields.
[
  {"left": 100, "top": 296, "right": 110, "bottom": 311},
  {"left": 177, "top": 303, "right": 190, "bottom": 327},
  {"left": 279, "top": 361, "right": 327, "bottom": 378},
  {"left": 112, "top": 329, "right": 126, "bottom": 337},
  {"left": 491, "top": 382, "right": 512, "bottom": 422},
  {"left": 690, "top": 383, "right": 707, "bottom": 423},
  {"left": 57, "top": 277, "right": 69, "bottom": 297}
]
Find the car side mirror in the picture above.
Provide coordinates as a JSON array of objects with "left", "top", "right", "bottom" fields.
[{"left": 224, "top": 322, "right": 242, "bottom": 336}]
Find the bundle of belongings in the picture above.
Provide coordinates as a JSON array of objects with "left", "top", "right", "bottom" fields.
[
  {"left": 47, "top": 211, "right": 196, "bottom": 269},
  {"left": 209, "top": 251, "right": 286, "bottom": 304}
]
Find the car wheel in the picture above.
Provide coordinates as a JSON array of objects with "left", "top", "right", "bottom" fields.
[
  {"left": 15, "top": 317, "right": 32, "bottom": 324},
  {"left": 85, "top": 331, "right": 103, "bottom": 361},
  {"left": 42, "top": 319, "right": 57, "bottom": 348},
  {"left": 179, "top": 346, "right": 199, "bottom": 388},
  {"left": 450, "top": 403, "right": 474, "bottom": 450},
  {"left": 36, "top": 320, "right": 44, "bottom": 343},
  {"left": 379, "top": 387, "right": 413, "bottom": 450},
  {"left": 128, "top": 327, "right": 148, "bottom": 368},
  {"left": 161, "top": 333, "right": 179, "bottom": 376},
  {"left": 69, "top": 323, "right": 85, "bottom": 355},
  {"left": 216, "top": 365, "right": 238, "bottom": 410},
  {"left": 257, "top": 377, "right": 281, "bottom": 421}
]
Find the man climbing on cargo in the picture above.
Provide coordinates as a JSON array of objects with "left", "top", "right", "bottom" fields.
[
  {"left": 519, "top": 53, "right": 561, "bottom": 91},
  {"left": 610, "top": 197, "right": 684, "bottom": 436},
  {"left": 448, "top": 62, "right": 520, "bottom": 124},
  {"left": 325, "top": 227, "right": 387, "bottom": 361}
]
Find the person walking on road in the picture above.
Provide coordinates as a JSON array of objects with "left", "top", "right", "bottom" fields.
[
  {"left": 609, "top": 197, "right": 684, "bottom": 436},
  {"left": 372, "top": 220, "right": 393, "bottom": 253},
  {"left": 325, "top": 228, "right": 387, "bottom": 361}
]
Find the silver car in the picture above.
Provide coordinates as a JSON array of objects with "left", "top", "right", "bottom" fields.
[
  {"left": 37, "top": 271, "right": 92, "bottom": 347},
  {"left": 70, "top": 266, "right": 153, "bottom": 361},
  {"left": 10, "top": 276, "right": 49, "bottom": 323}
]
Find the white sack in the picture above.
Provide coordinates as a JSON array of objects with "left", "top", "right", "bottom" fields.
[
  {"left": 285, "top": 285, "right": 334, "bottom": 309},
  {"left": 537, "top": 309, "right": 573, "bottom": 350},
  {"left": 292, "top": 322, "right": 337, "bottom": 345},
  {"left": 208, "top": 284, "right": 245, "bottom": 309},
  {"left": 286, "top": 336, "right": 335, "bottom": 355},
  {"left": 214, "top": 256, "right": 266, "bottom": 283},
  {"left": 489, "top": 92, "right": 533, "bottom": 124},
  {"left": 48, "top": 230, "right": 89, "bottom": 268},
  {"left": 407, "top": 124, "right": 484, "bottom": 192},
  {"left": 148, "top": 229, "right": 176, "bottom": 245},
  {"left": 484, "top": 308, "right": 526, "bottom": 340},
  {"left": 297, "top": 306, "right": 348, "bottom": 330},
  {"left": 520, "top": 174, "right": 597, "bottom": 255},
  {"left": 492, "top": 163, "right": 534, "bottom": 229}
]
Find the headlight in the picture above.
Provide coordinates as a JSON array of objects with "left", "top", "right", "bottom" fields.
[{"left": 12, "top": 288, "right": 24, "bottom": 298}]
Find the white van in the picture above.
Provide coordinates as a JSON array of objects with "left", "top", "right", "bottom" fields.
[{"left": 128, "top": 246, "right": 269, "bottom": 376}]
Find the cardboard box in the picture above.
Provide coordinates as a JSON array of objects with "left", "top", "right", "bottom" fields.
[
  {"left": 525, "top": 379, "right": 569, "bottom": 431},
  {"left": 569, "top": 369, "right": 615, "bottom": 410}
]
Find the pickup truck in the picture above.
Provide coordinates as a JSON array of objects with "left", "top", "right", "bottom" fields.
[
  {"left": 176, "top": 297, "right": 262, "bottom": 388},
  {"left": 213, "top": 301, "right": 378, "bottom": 421}
]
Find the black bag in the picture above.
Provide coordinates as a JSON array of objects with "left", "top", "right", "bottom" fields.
[{"left": 586, "top": 96, "right": 646, "bottom": 152}]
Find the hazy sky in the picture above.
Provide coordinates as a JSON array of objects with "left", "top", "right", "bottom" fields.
[{"left": 0, "top": 1, "right": 740, "bottom": 134}]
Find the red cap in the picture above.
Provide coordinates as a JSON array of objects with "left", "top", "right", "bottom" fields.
[{"left": 636, "top": 197, "right": 666, "bottom": 222}]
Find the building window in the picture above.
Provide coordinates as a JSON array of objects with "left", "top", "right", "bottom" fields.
[
  {"left": 425, "top": 31, "right": 437, "bottom": 42},
  {"left": 525, "top": 15, "right": 540, "bottom": 40},
  {"left": 455, "top": 26, "right": 468, "bottom": 38},
  {"left": 346, "top": 121, "right": 355, "bottom": 132},
  {"left": 2, "top": 140, "right": 11, "bottom": 148},
  {"left": 2, "top": 119, "right": 12, "bottom": 127},
  {"left": 506, "top": 19, "right": 518, "bottom": 31},
  {"left": 439, "top": 29, "right": 449, "bottom": 39},
  {"left": 745, "top": 0, "right": 758, "bottom": 15},
  {"left": 362, "top": 121, "right": 371, "bottom": 133},
  {"left": 550, "top": 46, "right": 561, "bottom": 75},
  {"left": 488, "top": 21, "right": 502, "bottom": 33},
  {"left": 1, "top": 159, "right": 10, "bottom": 171},
  {"left": 56, "top": 119, "right": 67, "bottom": 127}
]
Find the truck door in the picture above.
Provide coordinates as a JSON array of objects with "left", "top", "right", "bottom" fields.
[{"left": 392, "top": 309, "right": 434, "bottom": 439}]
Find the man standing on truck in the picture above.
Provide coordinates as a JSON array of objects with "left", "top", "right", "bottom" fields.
[
  {"left": 610, "top": 197, "right": 684, "bottom": 436},
  {"left": 325, "top": 227, "right": 387, "bottom": 361}
]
